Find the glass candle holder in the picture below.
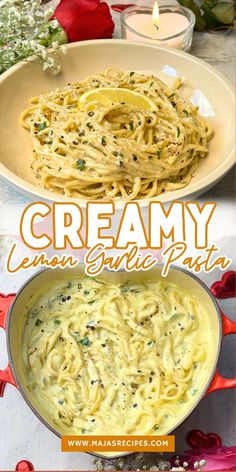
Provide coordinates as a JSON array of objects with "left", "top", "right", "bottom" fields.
[{"left": 121, "top": 5, "right": 196, "bottom": 52}]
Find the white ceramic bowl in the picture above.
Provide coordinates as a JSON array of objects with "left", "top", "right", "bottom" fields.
[{"left": 0, "top": 40, "right": 235, "bottom": 207}]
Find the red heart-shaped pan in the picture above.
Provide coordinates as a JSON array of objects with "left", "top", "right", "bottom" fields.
[
  {"left": 15, "top": 460, "right": 34, "bottom": 471},
  {"left": 211, "top": 270, "right": 236, "bottom": 299},
  {"left": 186, "top": 429, "right": 222, "bottom": 450}
]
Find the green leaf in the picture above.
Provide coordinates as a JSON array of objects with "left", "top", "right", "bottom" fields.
[
  {"left": 178, "top": 0, "right": 206, "bottom": 30},
  {"left": 209, "top": 2, "right": 234, "bottom": 24}
]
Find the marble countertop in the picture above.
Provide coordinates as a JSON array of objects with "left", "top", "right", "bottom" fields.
[{"left": 0, "top": 1, "right": 235, "bottom": 470}]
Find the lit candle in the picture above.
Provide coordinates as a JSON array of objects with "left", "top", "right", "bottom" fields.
[{"left": 122, "top": 2, "right": 193, "bottom": 50}]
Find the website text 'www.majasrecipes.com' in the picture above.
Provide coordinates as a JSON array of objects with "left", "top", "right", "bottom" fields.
[{"left": 61, "top": 435, "right": 175, "bottom": 452}]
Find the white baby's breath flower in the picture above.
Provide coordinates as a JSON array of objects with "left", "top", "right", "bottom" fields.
[
  {"left": 28, "top": 16, "right": 35, "bottom": 27},
  {"left": 52, "top": 41, "right": 59, "bottom": 50},
  {"left": 199, "top": 459, "right": 206, "bottom": 468},
  {"left": 0, "top": 0, "right": 65, "bottom": 75},
  {"left": 50, "top": 19, "right": 59, "bottom": 30}
]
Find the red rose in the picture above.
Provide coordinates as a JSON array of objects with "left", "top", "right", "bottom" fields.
[{"left": 52, "top": 0, "right": 115, "bottom": 42}]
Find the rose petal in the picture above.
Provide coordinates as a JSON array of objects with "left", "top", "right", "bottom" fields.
[{"left": 53, "top": 0, "right": 114, "bottom": 42}]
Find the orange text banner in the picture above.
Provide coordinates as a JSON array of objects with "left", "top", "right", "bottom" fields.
[{"left": 61, "top": 435, "right": 175, "bottom": 452}]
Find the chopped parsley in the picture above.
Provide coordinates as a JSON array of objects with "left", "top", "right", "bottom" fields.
[
  {"left": 168, "top": 93, "right": 175, "bottom": 100},
  {"left": 177, "top": 126, "right": 180, "bottom": 137},
  {"left": 183, "top": 109, "right": 189, "bottom": 116},
  {"left": 79, "top": 337, "right": 91, "bottom": 347},
  {"left": 58, "top": 399, "right": 64, "bottom": 404},
  {"left": 156, "top": 150, "right": 162, "bottom": 159},
  {"left": 54, "top": 320, "right": 60, "bottom": 325},
  {"left": 130, "top": 71, "right": 135, "bottom": 76},
  {"left": 129, "top": 121, "right": 134, "bottom": 131},
  {"left": 35, "top": 122, "right": 47, "bottom": 131},
  {"left": 86, "top": 122, "right": 94, "bottom": 130},
  {"left": 76, "top": 159, "right": 86, "bottom": 171}
]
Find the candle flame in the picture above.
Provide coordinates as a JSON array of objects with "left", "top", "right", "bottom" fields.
[{"left": 152, "top": 1, "right": 160, "bottom": 27}]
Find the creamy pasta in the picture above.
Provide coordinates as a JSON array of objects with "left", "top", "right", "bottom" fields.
[
  {"left": 23, "top": 276, "right": 214, "bottom": 436},
  {"left": 20, "top": 68, "right": 212, "bottom": 201}
]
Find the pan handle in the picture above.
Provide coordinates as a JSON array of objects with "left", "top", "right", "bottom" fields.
[
  {"left": 0, "top": 293, "right": 17, "bottom": 395},
  {"left": 207, "top": 310, "right": 236, "bottom": 394}
]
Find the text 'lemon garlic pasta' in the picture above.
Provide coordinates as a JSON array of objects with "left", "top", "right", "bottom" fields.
[
  {"left": 20, "top": 69, "right": 212, "bottom": 201},
  {"left": 23, "top": 276, "right": 214, "bottom": 436}
]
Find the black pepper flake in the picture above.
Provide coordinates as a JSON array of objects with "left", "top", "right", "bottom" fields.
[
  {"left": 88, "top": 111, "right": 94, "bottom": 116},
  {"left": 149, "top": 377, "right": 152, "bottom": 383},
  {"left": 132, "top": 154, "right": 138, "bottom": 161},
  {"left": 101, "top": 136, "right": 106, "bottom": 146},
  {"left": 133, "top": 403, "right": 138, "bottom": 408},
  {"left": 78, "top": 283, "right": 82, "bottom": 289},
  {"left": 35, "top": 318, "right": 42, "bottom": 326},
  {"left": 101, "top": 344, "right": 106, "bottom": 348}
]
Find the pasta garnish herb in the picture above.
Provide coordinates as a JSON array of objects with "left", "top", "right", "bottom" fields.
[
  {"left": 35, "top": 122, "right": 47, "bottom": 131},
  {"left": 79, "top": 337, "right": 91, "bottom": 347},
  {"left": 76, "top": 159, "right": 86, "bottom": 171}
]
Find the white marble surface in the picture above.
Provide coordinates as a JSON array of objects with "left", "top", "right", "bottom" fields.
[{"left": 0, "top": 1, "right": 235, "bottom": 470}]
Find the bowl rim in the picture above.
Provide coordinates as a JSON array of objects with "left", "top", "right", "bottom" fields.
[
  {"left": 0, "top": 39, "right": 235, "bottom": 207},
  {"left": 6, "top": 264, "right": 222, "bottom": 459}
]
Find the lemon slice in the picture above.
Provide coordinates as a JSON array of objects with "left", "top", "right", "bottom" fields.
[{"left": 79, "top": 87, "right": 156, "bottom": 111}]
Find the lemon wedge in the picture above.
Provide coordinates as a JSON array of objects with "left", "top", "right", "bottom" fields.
[{"left": 78, "top": 87, "right": 156, "bottom": 111}]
